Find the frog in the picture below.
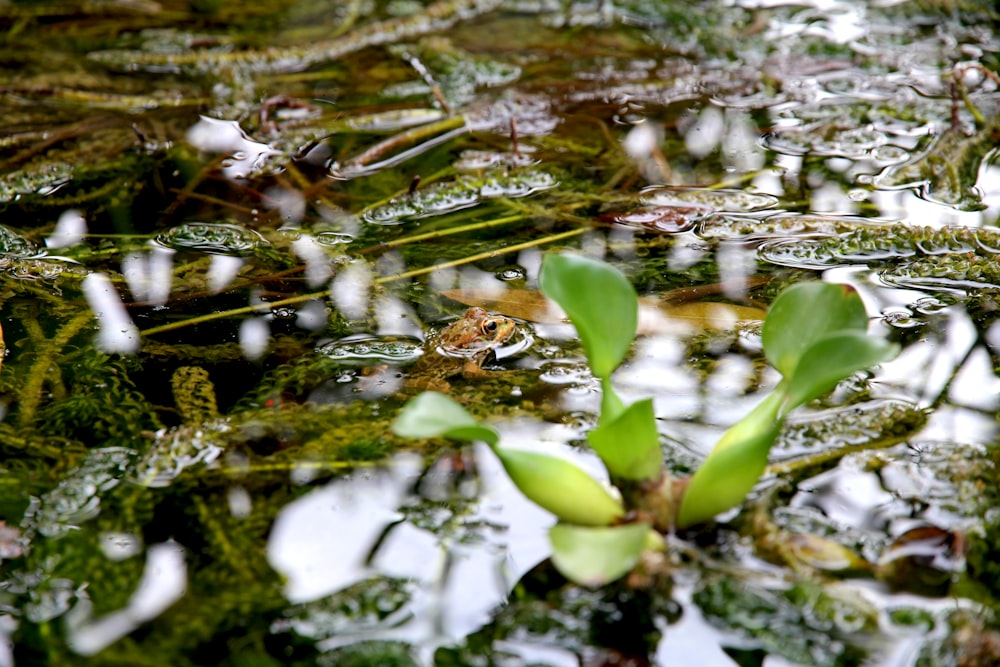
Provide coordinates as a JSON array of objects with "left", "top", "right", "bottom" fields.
[{"left": 405, "top": 306, "right": 519, "bottom": 393}]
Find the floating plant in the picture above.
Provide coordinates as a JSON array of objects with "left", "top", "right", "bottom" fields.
[
  {"left": 697, "top": 213, "right": 889, "bottom": 241},
  {"left": 155, "top": 222, "right": 268, "bottom": 257},
  {"left": 640, "top": 186, "right": 780, "bottom": 213},
  {"left": 759, "top": 224, "right": 1000, "bottom": 270},
  {"left": 361, "top": 169, "right": 557, "bottom": 225},
  {"left": 316, "top": 336, "right": 424, "bottom": 365},
  {"left": 394, "top": 254, "right": 899, "bottom": 585},
  {"left": 87, "top": 0, "right": 505, "bottom": 74}
]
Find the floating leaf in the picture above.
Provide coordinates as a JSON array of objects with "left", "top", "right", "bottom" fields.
[
  {"left": 600, "top": 203, "right": 712, "bottom": 233},
  {"left": 640, "top": 186, "right": 779, "bottom": 212},
  {"left": 493, "top": 447, "right": 623, "bottom": 527},
  {"left": 316, "top": 336, "right": 423, "bottom": 364},
  {"left": 640, "top": 301, "right": 765, "bottom": 335},
  {"left": 876, "top": 525, "right": 965, "bottom": 596},
  {"left": 549, "top": 522, "right": 652, "bottom": 586},
  {"left": 785, "top": 533, "right": 872, "bottom": 573},
  {"left": 877, "top": 116, "right": 1000, "bottom": 211},
  {"left": 881, "top": 254, "right": 1000, "bottom": 292},
  {"left": 391, "top": 392, "right": 498, "bottom": 446},
  {"left": 539, "top": 253, "right": 637, "bottom": 380},
  {"left": 759, "top": 224, "right": 1000, "bottom": 270},
  {"left": 441, "top": 288, "right": 557, "bottom": 322}
]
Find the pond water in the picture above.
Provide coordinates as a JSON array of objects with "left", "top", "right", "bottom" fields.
[{"left": 1, "top": 1, "right": 999, "bottom": 665}]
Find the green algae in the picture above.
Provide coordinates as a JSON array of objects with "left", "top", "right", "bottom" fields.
[{"left": 760, "top": 224, "right": 1000, "bottom": 270}]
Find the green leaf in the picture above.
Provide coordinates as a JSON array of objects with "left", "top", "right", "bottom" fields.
[
  {"left": 586, "top": 398, "right": 662, "bottom": 481},
  {"left": 781, "top": 332, "right": 899, "bottom": 415},
  {"left": 762, "top": 282, "right": 869, "bottom": 378},
  {"left": 391, "top": 392, "right": 499, "bottom": 446},
  {"left": 539, "top": 253, "right": 637, "bottom": 380},
  {"left": 675, "top": 393, "right": 783, "bottom": 528},
  {"left": 494, "top": 447, "right": 624, "bottom": 526},
  {"left": 549, "top": 522, "right": 652, "bottom": 586}
]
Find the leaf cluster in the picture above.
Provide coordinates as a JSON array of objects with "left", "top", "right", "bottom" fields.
[{"left": 393, "top": 253, "right": 898, "bottom": 585}]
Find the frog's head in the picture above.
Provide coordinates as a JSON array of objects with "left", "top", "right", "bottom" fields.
[
  {"left": 439, "top": 307, "right": 518, "bottom": 359},
  {"left": 475, "top": 310, "right": 517, "bottom": 349}
]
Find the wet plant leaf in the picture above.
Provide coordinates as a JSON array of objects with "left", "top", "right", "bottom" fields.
[
  {"left": 676, "top": 392, "right": 783, "bottom": 529},
  {"left": 493, "top": 447, "right": 624, "bottom": 527},
  {"left": 538, "top": 253, "right": 637, "bottom": 380},
  {"left": 391, "top": 392, "right": 498, "bottom": 446},
  {"left": 762, "top": 282, "right": 869, "bottom": 379},
  {"left": 549, "top": 522, "right": 652, "bottom": 587},
  {"left": 586, "top": 398, "right": 661, "bottom": 481},
  {"left": 781, "top": 331, "right": 899, "bottom": 415}
]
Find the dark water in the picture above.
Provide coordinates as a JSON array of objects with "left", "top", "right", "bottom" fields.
[{"left": 1, "top": 1, "right": 999, "bottom": 665}]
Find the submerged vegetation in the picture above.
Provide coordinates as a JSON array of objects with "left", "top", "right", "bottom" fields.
[{"left": 0, "top": 0, "right": 999, "bottom": 665}]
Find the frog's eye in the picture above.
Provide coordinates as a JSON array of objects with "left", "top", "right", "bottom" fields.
[{"left": 483, "top": 320, "right": 498, "bottom": 333}]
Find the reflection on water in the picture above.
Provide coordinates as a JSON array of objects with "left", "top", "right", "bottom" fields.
[{"left": 267, "top": 445, "right": 553, "bottom": 645}]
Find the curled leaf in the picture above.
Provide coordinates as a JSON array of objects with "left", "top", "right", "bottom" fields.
[
  {"left": 586, "top": 398, "right": 662, "bottom": 481},
  {"left": 391, "top": 392, "right": 499, "bottom": 446},
  {"left": 494, "top": 447, "right": 624, "bottom": 527},
  {"left": 549, "top": 522, "right": 652, "bottom": 586}
]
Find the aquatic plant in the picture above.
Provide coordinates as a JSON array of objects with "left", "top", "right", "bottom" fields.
[{"left": 393, "top": 253, "right": 898, "bottom": 585}]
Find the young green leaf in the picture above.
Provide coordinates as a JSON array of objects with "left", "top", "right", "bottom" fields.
[
  {"left": 539, "top": 253, "right": 637, "bottom": 380},
  {"left": 762, "top": 282, "right": 869, "bottom": 378},
  {"left": 675, "top": 392, "right": 784, "bottom": 528},
  {"left": 494, "top": 447, "right": 624, "bottom": 526},
  {"left": 391, "top": 391, "right": 499, "bottom": 446},
  {"left": 549, "top": 522, "right": 652, "bottom": 586},
  {"left": 780, "top": 332, "right": 899, "bottom": 416},
  {"left": 586, "top": 397, "right": 662, "bottom": 481}
]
